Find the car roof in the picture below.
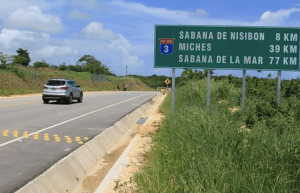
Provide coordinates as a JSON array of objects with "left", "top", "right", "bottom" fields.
[{"left": 47, "top": 79, "right": 73, "bottom": 81}]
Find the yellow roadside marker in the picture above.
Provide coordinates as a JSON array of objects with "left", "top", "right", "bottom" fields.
[
  {"left": 65, "top": 136, "right": 72, "bottom": 143},
  {"left": 23, "top": 134, "right": 29, "bottom": 139},
  {"left": 2, "top": 130, "right": 9, "bottom": 137},
  {"left": 1, "top": 130, "right": 89, "bottom": 145},
  {"left": 33, "top": 133, "right": 39, "bottom": 140},
  {"left": 22, "top": 131, "right": 29, "bottom": 139},
  {"left": 53, "top": 134, "right": 61, "bottom": 142},
  {"left": 13, "top": 131, "right": 19, "bottom": 138},
  {"left": 75, "top": 136, "right": 81, "bottom": 142}
]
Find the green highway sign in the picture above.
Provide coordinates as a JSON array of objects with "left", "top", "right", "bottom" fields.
[{"left": 154, "top": 25, "right": 300, "bottom": 71}]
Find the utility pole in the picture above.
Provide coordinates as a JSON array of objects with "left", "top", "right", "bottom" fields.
[{"left": 126, "top": 66, "right": 128, "bottom": 76}]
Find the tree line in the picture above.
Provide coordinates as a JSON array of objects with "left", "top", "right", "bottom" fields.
[
  {"left": 0, "top": 48, "right": 115, "bottom": 76},
  {"left": 0, "top": 48, "right": 30, "bottom": 68}
]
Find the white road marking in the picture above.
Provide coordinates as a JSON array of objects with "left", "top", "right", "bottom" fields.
[{"left": 0, "top": 93, "right": 151, "bottom": 147}]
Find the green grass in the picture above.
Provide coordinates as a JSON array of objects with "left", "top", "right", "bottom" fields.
[
  {"left": 134, "top": 79, "right": 300, "bottom": 193},
  {"left": 0, "top": 65, "right": 153, "bottom": 96}
]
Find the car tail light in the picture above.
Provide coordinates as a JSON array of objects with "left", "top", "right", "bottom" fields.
[
  {"left": 60, "top": 86, "right": 69, "bottom": 90},
  {"left": 43, "top": 86, "right": 48, "bottom": 89}
]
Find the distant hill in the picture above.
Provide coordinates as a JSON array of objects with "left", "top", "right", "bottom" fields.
[{"left": 0, "top": 65, "right": 153, "bottom": 96}]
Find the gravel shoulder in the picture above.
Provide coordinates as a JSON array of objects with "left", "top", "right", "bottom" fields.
[{"left": 104, "top": 98, "right": 165, "bottom": 193}]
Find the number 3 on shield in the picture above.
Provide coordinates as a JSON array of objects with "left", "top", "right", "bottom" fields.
[{"left": 164, "top": 45, "right": 169, "bottom": 53}]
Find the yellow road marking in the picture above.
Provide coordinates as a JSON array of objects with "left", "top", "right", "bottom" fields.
[
  {"left": 23, "top": 135, "right": 29, "bottom": 139},
  {"left": 1, "top": 130, "right": 89, "bottom": 144}
]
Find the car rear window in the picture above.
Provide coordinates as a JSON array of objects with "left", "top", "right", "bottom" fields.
[{"left": 46, "top": 80, "right": 65, "bottom": 86}]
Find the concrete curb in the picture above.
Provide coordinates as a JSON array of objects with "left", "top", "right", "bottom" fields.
[
  {"left": 94, "top": 136, "right": 137, "bottom": 193},
  {"left": 16, "top": 93, "right": 161, "bottom": 193}
]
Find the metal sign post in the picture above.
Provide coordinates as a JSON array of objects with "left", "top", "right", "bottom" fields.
[
  {"left": 242, "top": 70, "right": 246, "bottom": 110},
  {"left": 207, "top": 70, "right": 211, "bottom": 110},
  {"left": 172, "top": 68, "right": 175, "bottom": 113},
  {"left": 277, "top": 71, "right": 281, "bottom": 106}
]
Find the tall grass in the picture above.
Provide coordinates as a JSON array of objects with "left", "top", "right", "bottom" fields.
[
  {"left": 134, "top": 79, "right": 300, "bottom": 192},
  {"left": 0, "top": 65, "right": 153, "bottom": 96}
]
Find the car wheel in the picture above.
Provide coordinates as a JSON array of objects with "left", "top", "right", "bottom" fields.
[
  {"left": 77, "top": 93, "right": 83, "bottom": 103},
  {"left": 68, "top": 94, "right": 73, "bottom": 104},
  {"left": 43, "top": 99, "right": 49, "bottom": 104}
]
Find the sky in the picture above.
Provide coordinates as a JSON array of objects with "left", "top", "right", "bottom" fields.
[{"left": 0, "top": 0, "right": 300, "bottom": 79}]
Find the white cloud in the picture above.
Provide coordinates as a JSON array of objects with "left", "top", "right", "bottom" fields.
[
  {"left": 82, "top": 22, "right": 118, "bottom": 39},
  {"left": 71, "top": 0, "right": 114, "bottom": 12},
  {"left": 108, "top": 1, "right": 300, "bottom": 28},
  {"left": 0, "top": 28, "right": 50, "bottom": 50},
  {"left": 69, "top": 9, "right": 91, "bottom": 20},
  {"left": 110, "top": 0, "right": 208, "bottom": 23},
  {"left": 196, "top": 9, "right": 208, "bottom": 16},
  {"left": 0, "top": 0, "right": 51, "bottom": 18},
  {"left": 0, "top": 28, "right": 78, "bottom": 63},
  {"left": 2, "top": 6, "right": 63, "bottom": 33},
  {"left": 122, "top": 55, "right": 143, "bottom": 67},
  {"left": 252, "top": 8, "right": 300, "bottom": 26},
  {"left": 105, "top": 34, "right": 144, "bottom": 67},
  {"left": 35, "top": 46, "right": 79, "bottom": 57},
  {"left": 72, "top": 0, "right": 98, "bottom": 8}
]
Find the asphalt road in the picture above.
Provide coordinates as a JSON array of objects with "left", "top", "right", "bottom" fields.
[{"left": 0, "top": 91, "right": 158, "bottom": 193}]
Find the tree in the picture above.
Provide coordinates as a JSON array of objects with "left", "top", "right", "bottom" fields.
[
  {"left": 77, "top": 55, "right": 114, "bottom": 75},
  {"left": 0, "top": 52, "right": 13, "bottom": 69},
  {"left": 33, "top": 59, "right": 50, "bottom": 68},
  {"left": 267, "top": 73, "right": 272, "bottom": 78},
  {"left": 58, "top": 62, "right": 67, "bottom": 71},
  {"left": 67, "top": 64, "right": 84, "bottom": 72},
  {"left": 181, "top": 69, "right": 205, "bottom": 80},
  {"left": 13, "top": 48, "right": 31, "bottom": 67}
]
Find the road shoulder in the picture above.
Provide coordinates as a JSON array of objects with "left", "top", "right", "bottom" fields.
[{"left": 71, "top": 94, "right": 166, "bottom": 193}]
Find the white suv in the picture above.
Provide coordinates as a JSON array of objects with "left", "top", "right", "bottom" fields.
[{"left": 42, "top": 79, "right": 83, "bottom": 104}]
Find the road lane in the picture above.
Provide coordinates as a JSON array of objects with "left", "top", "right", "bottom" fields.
[{"left": 0, "top": 91, "right": 158, "bottom": 193}]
